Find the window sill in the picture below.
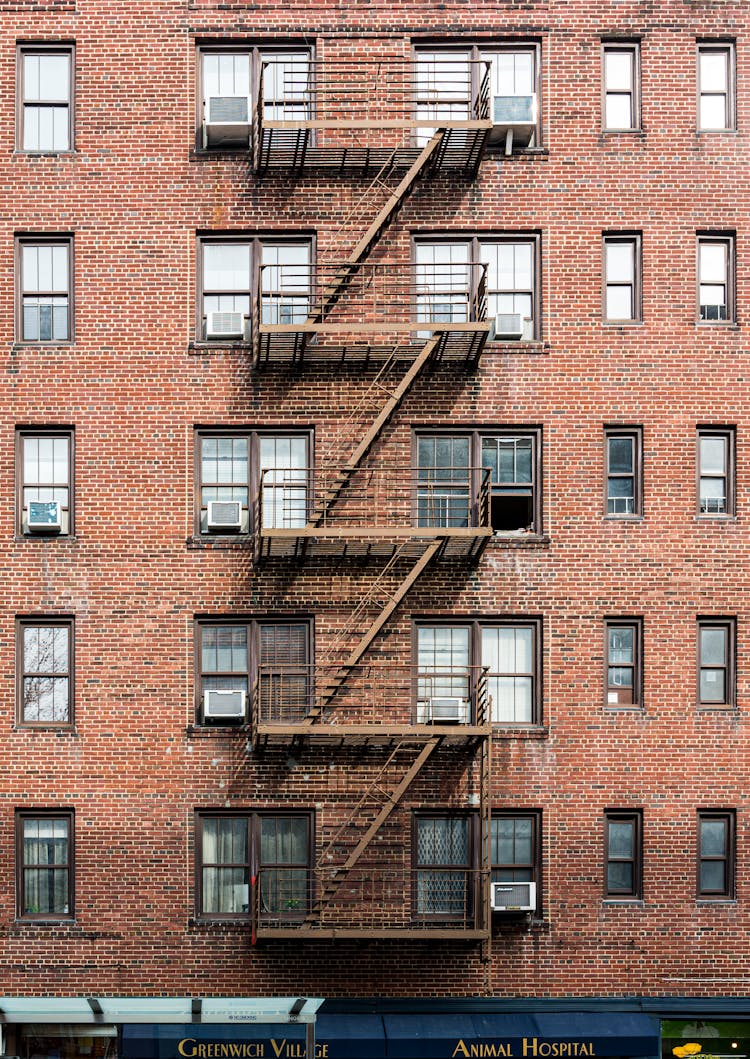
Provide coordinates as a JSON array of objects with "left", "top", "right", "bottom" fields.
[
  {"left": 695, "top": 321, "right": 740, "bottom": 330},
  {"left": 188, "top": 341, "right": 251, "bottom": 353},
  {"left": 695, "top": 514, "right": 736, "bottom": 521},
  {"left": 489, "top": 533, "right": 549, "bottom": 548},
  {"left": 486, "top": 340, "right": 548, "bottom": 353},
  {"left": 13, "top": 917, "right": 76, "bottom": 927},
  {"left": 492, "top": 724, "right": 548, "bottom": 740},
  {"left": 12, "top": 150, "right": 77, "bottom": 158},
  {"left": 13, "top": 725, "right": 78, "bottom": 735},
  {"left": 185, "top": 724, "right": 248, "bottom": 737},
  {"left": 602, "top": 321, "right": 643, "bottom": 328},
  {"left": 696, "top": 705, "right": 737, "bottom": 714},
  {"left": 15, "top": 534, "right": 76, "bottom": 542},
  {"left": 603, "top": 704, "right": 644, "bottom": 713},
  {"left": 189, "top": 148, "right": 251, "bottom": 161},
  {"left": 188, "top": 917, "right": 250, "bottom": 930},
  {"left": 696, "top": 129, "right": 738, "bottom": 136},
  {"left": 186, "top": 535, "right": 251, "bottom": 550},
  {"left": 11, "top": 341, "right": 75, "bottom": 351},
  {"left": 602, "top": 898, "right": 644, "bottom": 907},
  {"left": 604, "top": 514, "right": 644, "bottom": 522},
  {"left": 696, "top": 897, "right": 737, "bottom": 905},
  {"left": 600, "top": 129, "right": 645, "bottom": 138}
]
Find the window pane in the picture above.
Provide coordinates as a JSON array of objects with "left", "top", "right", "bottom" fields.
[
  {"left": 700, "top": 818, "right": 727, "bottom": 857},
  {"left": 607, "top": 861, "right": 633, "bottom": 892},
  {"left": 700, "top": 437, "right": 727, "bottom": 475},
  {"left": 605, "top": 94, "right": 633, "bottom": 129},
  {"left": 700, "top": 51, "right": 728, "bottom": 92},
  {"left": 608, "top": 627, "right": 633, "bottom": 664},
  {"left": 700, "top": 860, "right": 725, "bottom": 893},
  {"left": 700, "top": 669, "right": 726, "bottom": 703},
  {"left": 606, "top": 285, "right": 634, "bottom": 320},
  {"left": 606, "top": 242, "right": 634, "bottom": 283},
  {"left": 203, "top": 244, "right": 251, "bottom": 291},
  {"left": 608, "top": 821, "right": 634, "bottom": 858},
  {"left": 37, "top": 54, "right": 70, "bottom": 100},
  {"left": 605, "top": 52, "right": 633, "bottom": 91},
  {"left": 700, "top": 243, "right": 727, "bottom": 283},
  {"left": 700, "top": 94, "right": 728, "bottom": 130},
  {"left": 700, "top": 626, "right": 727, "bottom": 666},
  {"left": 608, "top": 436, "right": 634, "bottom": 474}
]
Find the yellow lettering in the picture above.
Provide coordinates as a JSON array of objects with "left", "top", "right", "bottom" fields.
[
  {"left": 453, "top": 1041, "right": 471, "bottom": 1058},
  {"left": 271, "top": 1040, "right": 286, "bottom": 1059},
  {"left": 178, "top": 1041, "right": 197, "bottom": 1058}
]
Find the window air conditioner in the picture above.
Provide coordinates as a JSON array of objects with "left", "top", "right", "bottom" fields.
[
  {"left": 490, "top": 94, "right": 537, "bottom": 153},
  {"left": 493, "top": 313, "right": 524, "bottom": 340},
  {"left": 206, "top": 311, "right": 246, "bottom": 339},
  {"left": 27, "top": 500, "right": 62, "bottom": 533},
  {"left": 207, "top": 500, "right": 243, "bottom": 532},
  {"left": 422, "top": 697, "right": 468, "bottom": 724},
  {"left": 490, "top": 881, "right": 536, "bottom": 913},
  {"left": 203, "top": 689, "right": 247, "bottom": 721},
  {"left": 203, "top": 96, "right": 252, "bottom": 148}
]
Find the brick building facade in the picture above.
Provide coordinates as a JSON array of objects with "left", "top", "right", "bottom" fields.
[{"left": 1, "top": 0, "right": 749, "bottom": 1056}]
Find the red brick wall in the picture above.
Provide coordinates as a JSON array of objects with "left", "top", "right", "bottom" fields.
[{"left": 1, "top": 0, "right": 749, "bottom": 998}]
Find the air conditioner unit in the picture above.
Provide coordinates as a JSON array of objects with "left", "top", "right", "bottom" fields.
[
  {"left": 420, "top": 697, "right": 468, "bottom": 724},
  {"left": 206, "top": 311, "right": 246, "bottom": 339},
  {"left": 203, "top": 689, "right": 247, "bottom": 721},
  {"left": 27, "top": 500, "right": 62, "bottom": 533},
  {"left": 490, "top": 94, "right": 537, "bottom": 153},
  {"left": 490, "top": 881, "right": 536, "bottom": 913},
  {"left": 493, "top": 313, "right": 524, "bottom": 340},
  {"left": 207, "top": 500, "right": 243, "bottom": 532},
  {"left": 203, "top": 95, "right": 252, "bottom": 148}
]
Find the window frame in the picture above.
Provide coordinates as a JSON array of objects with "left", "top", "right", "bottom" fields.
[
  {"left": 697, "top": 41, "right": 736, "bottom": 133},
  {"left": 604, "top": 810, "right": 642, "bottom": 900},
  {"left": 602, "top": 41, "right": 640, "bottom": 132},
  {"left": 411, "top": 811, "right": 477, "bottom": 923},
  {"left": 491, "top": 810, "right": 542, "bottom": 912},
  {"left": 194, "top": 616, "right": 313, "bottom": 725},
  {"left": 16, "top": 427, "right": 74, "bottom": 536},
  {"left": 15, "top": 809, "right": 74, "bottom": 921},
  {"left": 696, "top": 232, "right": 735, "bottom": 325},
  {"left": 604, "top": 618, "right": 642, "bottom": 709},
  {"left": 195, "top": 809, "right": 313, "bottom": 921},
  {"left": 17, "top": 43, "right": 75, "bottom": 154},
  {"left": 413, "top": 42, "right": 542, "bottom": 151},
  {"left": 195, "top": 43, "right": 313, "bottom": 153},
  {"left": 603, "top": 232, "right": 642, "bottom": 324},
  {"left": 697, "top": 617, "right": 736, "bottom": 709},
  {"left": 16, "top": 616, "right": 74, "bottom": 728},
  {"left": 15, "top": 234, "right": 74, "bottom": 345},
  {"left": 412, "top": 426, "right": 542, "bottom": 536},
  {"left": 604, "top": 426, "right": 642, "bottom": 518},
  {"left": 412, "top": 233, "right": 542, "bottom": 343},
  {"left": 696, "top": 427, "right": 735, "bottom": 517},
  {"left": 696, "top": 810, "right": 735, "bottom": 900},
  {"left": 413, "top": 616, "right": 543, "bottom": 726},
  {"left": 195, "top": 233, "right": 315, "bottom": 345},
  {"left": 194, "top": 427, "right": 313, "bottom": 537}
]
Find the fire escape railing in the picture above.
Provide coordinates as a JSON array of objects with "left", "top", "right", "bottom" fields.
[
  {"left": 251, "top": 662, "right": 492, "bottom": 729},
  {"left": 254, "top": 58, "right": 492, "bottom": 171}
]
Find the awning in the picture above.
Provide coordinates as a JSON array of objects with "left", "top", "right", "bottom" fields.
[
  {"left": 382, "top": 1012, "right": 661, "bottom": 1059},
  {"left": 0, "top": 998, "right": 322, "bottom": 1025}
]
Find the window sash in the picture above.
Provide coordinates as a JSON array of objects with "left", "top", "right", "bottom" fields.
[
  {"left": 603, "top": 47, "right": 637, "bottom": 130},
  {"left": 491, "top": 814, "right": 537, "bottom": 882},
  {"left": 698, "top": 238, "right": 732, "bottom": 322},
  {"left": 604, "top": 237, "right": 639, "bottom": 321},
  {"left": 698, "top": 621, "right": 734, "bottom": 706},
  {"left": 20, "top": 432, "right": 72, "bottom": 534},
  {"left": 698, "top": 46, "right": 733, "bottom": 131},
  {"left": 19, "top": 622, "right": 72, "bottom": 725},
  {"left": 21, "top": 50, "right": 71, "bottom": 152},
  {"left": 606, "top": 432, "right": 638, "bottom": 515},
  {"left": 605, "top": 621, "right": 640, "bottom": 706},
  {"left": 605, "top": 813, "right": 641, "bottom": 897},
  {"left": 18, "top": 813, "right": 72, "bottom": 918},
  {"left": 698, "top": 432, "right": 731, "bottom": 514}
]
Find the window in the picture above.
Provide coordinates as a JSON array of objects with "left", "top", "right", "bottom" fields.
[
  {"left": 16, "top": 811, "right": 73, "bottom": 919},
  {"left": 491, "top": 812, "right": 540, "bottom": 889},
  {"left": 698, "top": 43, "right": 735, "bottom": 131},
  {"left": 196, "top": 812, "right": 311, "bottom": 919},
  {"left": 415, "top": 45, "right": 540, "bottom": 150},
  {"left": 17, "top": 236, "right": 72, "bottom": 342},
  {"left": 697, "top": 811, "right": 735, "bottom": 899},
  {"left": 603, "top": 43, "right": 639, "bottom": 131},
  {"left": 196, "top": 429, "right": 310, "bottom": 534},
  {"left": 18, "top": 46, "right": 73, "bottom": 152},
  {"left": 17, "top": 618, "right": 73, "bottom": 726},
  {"left": 698, "top": 234, "right": 734, "bottom": 323},
  {"left": 415, "top": 236, "right": 540, "bottom": 341},
  {"left": 697, "top": 428, "right": 734, "bottom": 515},
  {"left": 605, "top": 619, "right": 641, "bottom": 707},
  {"left": 698, "top": 619, "right": 735, "bottom": 707},
  {"left": 199, "top": 47, "right": 311, "bottom": 149},
  {"left": 415, "top": 429, "right": 541, "bottom": 534},
  {"left": 17, "top": 429, "right": 73, "bottom": 535},
  {"left": 414, "top": 815, "right": 473, "bottom": 920},
  {"left": 415, "top": 619, "right": 541, "bottom": 725},
  {"left": 605, "top": 428, "right": 641, "bottom": 517},
  {"left": 197, "top": 236, "right": 311, "bottom": 342},
  {"left": 196, "top": 619, "right": 310, "bottom": 724},
  {"left": 603, "top": 234, "right": 641, "bottom": 322},
  {"left": 604, "top": 811, "right": 642, "bottom": 898}
]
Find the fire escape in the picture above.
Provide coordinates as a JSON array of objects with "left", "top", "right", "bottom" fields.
[{"left": 249, "top": 57, "right": 495, "bottom": 941}]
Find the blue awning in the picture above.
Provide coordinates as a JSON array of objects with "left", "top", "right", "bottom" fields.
[
  {"left": 120, "top": 1012, "right": 660, "bottom": 1059},
  {"left": 382, "top": 1012, "right": 661, "bottom": 1059}
]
